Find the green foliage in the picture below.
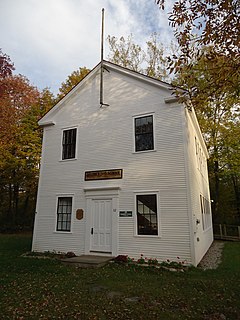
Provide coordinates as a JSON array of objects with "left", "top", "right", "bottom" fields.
[
  {"left": 0, "top": 49, "right": 90, "bottom": 230},
  {"left": 38, "top": 87, "right": 55, "bottom": 117},
  {"left": 156, "top": 0, "right": 239, "bottom": 98},
  {"left": 155, "top": 1, "right": 239, "bottom": 223},
  {"left": 0, "top": 51, "right": 55, "bottom": 229},
  {"left": 137, "top": 255, "right": 145, "bottom": 264},
  {"left": 0, "top": 74, "right": 40, "bottom": 227},
  {"left": 147, "top": 258, "right": 159, "bottom": 266},
  {"left": 107, "top": 33, "right": 169, "bottom": 81},
  {"left": 0, "top": 234, "right": 239, "bottom": 319},
  {"left": 57, "top": 67, "right": 90, "bottom": 101},
  {"left": 174, "top": 46, "right": 240, "bottom": 223},
  {"left": 107, "top": 34, "right": 144, "bottom": 72}
]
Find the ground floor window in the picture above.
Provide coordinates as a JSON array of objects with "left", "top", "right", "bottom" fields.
[
  {"left": 136, "top": 194, "right": 158, "bottom": 235},
  {"left": 56, "top": 197, "right": 72, "bottom": 232},
  {"left": 200, "top": 195, "right": 211, "bottom": 231}
]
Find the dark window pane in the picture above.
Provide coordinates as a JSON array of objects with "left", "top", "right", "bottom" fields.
[
  {"left": 137, "top": 194, "right": 158, "bottom": 235},
  {"left": 135, "top": 133, "right": 154, "bottom": 152},
  {"left": 62, "top": 128, "right": 77, "bottom": 160},
  {"left": 135, "top": 115, "right": 154, "bottom": 152},
  {"left": 56, "top": 197, "right": 72, "bottom": 232}
]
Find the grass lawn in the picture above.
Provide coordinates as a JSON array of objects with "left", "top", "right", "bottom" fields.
[{"left": 0, "top": 234, "right": 239, "bottom": 319}]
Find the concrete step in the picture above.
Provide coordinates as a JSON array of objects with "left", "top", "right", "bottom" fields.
[{"left": 61, "top": 255, "right": 114, "bottom": 268}]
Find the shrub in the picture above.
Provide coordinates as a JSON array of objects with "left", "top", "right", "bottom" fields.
[
  {"left": 147, "top": 258, "right": 159, "bottom": 266},
  {"left": 65, "top": 251, "right": 76, "bottom": 258},
  {"left": 137, "top": 254, "right": 145, "bottom": 264},
  {"left": 114, "top": 255, "right": 129, "bottom": 263}
]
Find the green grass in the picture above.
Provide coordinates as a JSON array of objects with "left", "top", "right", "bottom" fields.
[{"left": 0, "top": 234, "right": 239, "bottom": 319}]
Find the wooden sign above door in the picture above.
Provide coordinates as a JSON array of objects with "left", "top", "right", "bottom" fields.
[{"left": 85, "top": 169, "right": 123, "bottom": 181}]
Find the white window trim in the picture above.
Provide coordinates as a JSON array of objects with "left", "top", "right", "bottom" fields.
[
  {"left": 133, "top": 190, "right": 161, "bottom": 238},
  {"left": 54, "top": 193, "right": 74, "bottom": 233},
  {"left": 60, "top": 126, "right": 78, "bottom": 162},
  {"left": 200, "top": 193, "right": 212, "bottom": 232},
  {"left": 132, "top": 112, "right": 156, "bottom": 153}
]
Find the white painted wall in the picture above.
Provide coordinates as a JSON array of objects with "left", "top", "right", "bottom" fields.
[
  {"left": 32, "top": 63, "right": 212, "bottom": 265},
  {"left": 184, "top": 108, "right": 213, "bottom": 265}
]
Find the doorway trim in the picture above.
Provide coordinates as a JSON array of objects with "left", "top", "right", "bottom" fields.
[{"left": 84, "top": 186, "right": 120, "bottom": 256}]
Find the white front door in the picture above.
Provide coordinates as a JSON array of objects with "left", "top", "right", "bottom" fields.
[{"left": 90, "top": 199, "right": 112, "bottom": 253}]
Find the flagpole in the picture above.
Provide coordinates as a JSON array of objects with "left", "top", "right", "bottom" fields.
[{"left": 100, "top": 8, "right": 104, "bottom": 107}]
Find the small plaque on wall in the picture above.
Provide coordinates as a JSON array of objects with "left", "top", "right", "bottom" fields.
[
  {"left": 119, "top": 211, "right": 132, "bottom": 217},
  {"left": 76, "top": 209, "right": 84, "bottom": 220}
]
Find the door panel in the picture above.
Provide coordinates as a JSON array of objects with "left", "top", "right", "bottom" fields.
[{"left": 91, "top": 199, "right": 112, "bottom": 252}]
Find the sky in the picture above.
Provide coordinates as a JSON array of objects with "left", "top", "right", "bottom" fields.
[{"left": 0, "top": 0, "right": 174, "bottom": 95}]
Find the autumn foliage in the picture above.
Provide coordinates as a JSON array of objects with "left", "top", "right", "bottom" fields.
[
  {"left": 156, "top": 0, "right": 240, "bottom": 98},
  {"left": 0, "top": 51, "right": 54, "bottom": 229}
]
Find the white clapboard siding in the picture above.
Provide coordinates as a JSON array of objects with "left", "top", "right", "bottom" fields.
[
  {"left": 184, "top": 108, "right": 213, "bottom": 265},
  {"left": 32, "top": 62, "right": 213, "bottom": 265}
]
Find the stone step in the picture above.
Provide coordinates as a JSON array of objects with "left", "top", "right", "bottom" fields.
[{"left": 61, "top": 255, "right": 114, "bottom": 268}]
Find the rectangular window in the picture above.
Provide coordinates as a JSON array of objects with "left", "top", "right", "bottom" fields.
[
  {"left": 200, "top": 195, "right": 205, "bottom": 230},
  {"left": 195, "top": 137, "right": 198, "bottom": 155},
  {"left": 135, "top": 115, "right": 154, "bottom": 152},
  {"left": 137, "top": 194, "right": 158, "bottom": 235},
  {"left": 200, "top": 194, "right": 211, "bottom": 231},
  {"left": 62, "top": 128, "right": 77, "bottom": 160},
  {"left": 56, "top": 197, "right": 72, "bottom": 232}
]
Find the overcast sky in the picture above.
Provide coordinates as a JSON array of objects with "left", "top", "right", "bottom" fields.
[{"left": 0, "top": 0, "right": 174, "bottom": 94}]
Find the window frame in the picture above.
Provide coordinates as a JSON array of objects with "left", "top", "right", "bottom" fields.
[
  {"left": 61, "top": 127, "right": 78, "bottom": 161},
  {"left": 200, "top": 194, "right": 212, "bottom": 231},
  {"left": 55, "top": 195, "right": 74, "bottom": 233},
  {"left": 134, "top": 191, "right": 161, "bottom": 237},
  {"left": 133, "top": 113, "right": 156, "bottom": 153}
]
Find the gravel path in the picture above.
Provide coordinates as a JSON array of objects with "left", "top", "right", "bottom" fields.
[{"left": 198, "top": 241, "right": 225, "bottom": 270}]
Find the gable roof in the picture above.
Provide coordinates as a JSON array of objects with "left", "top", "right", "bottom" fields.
[{"left": 39, "top": 60, "right": 184, "bottom": 126}]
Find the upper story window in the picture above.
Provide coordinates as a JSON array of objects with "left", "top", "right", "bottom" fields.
[
  {"left": 62, "top": 128, "right": 77, "bottom": 160},
  {"left": 134, "top": 115, "right": 154, "bottom": 152},
  {"left": 137, "top": 194, "right": 158, "bottom": 235},
  {"left": 56, "top": 197, "right": 72, "bottom": 232}
]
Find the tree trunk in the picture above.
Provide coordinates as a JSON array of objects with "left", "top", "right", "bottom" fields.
[
  {"left": 8, "top": 183, "right": 14, "bottom": 224},
  {"left": 231, "top": 175, "right": 240, "bottom": 221},
  {"left": 13, "top": 183, "right": 19, "bottom": 225},
  {"left": 213, "top": 160, "right": 220, "bottom": 220}
]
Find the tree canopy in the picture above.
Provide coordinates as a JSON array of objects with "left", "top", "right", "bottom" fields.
[
  {"left": 156, "top": 0, "right": 240, "bottom": 98},
  {"left": 0, "top": 48, "right": 15, "bottom": 78},
  {"left": 57, "top": 67, "right": 90, "bottom": 101},
  {"left": 173, "top": 45, "right": 240, "bottom": 222},
  {"left": 0, "top": 51, "right": 54, "bottom": 229},
  {"left": 107, "top": 33, "right": 168, "bottom": 81},
  {"left": 0, "top": 50, "right": 88, "bottom": 230},
  {"left": 154, "top": 0, "right": 239, "bottom": 221}
]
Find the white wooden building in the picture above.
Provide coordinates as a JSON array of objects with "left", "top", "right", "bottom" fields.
[{"left": 32, "top": 61, "right": 213, "bottom": 266}]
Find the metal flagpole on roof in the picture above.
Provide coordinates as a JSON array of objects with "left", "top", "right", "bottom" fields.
[{"left": 100, "top": 8, "right": 109, "bottom": 107}]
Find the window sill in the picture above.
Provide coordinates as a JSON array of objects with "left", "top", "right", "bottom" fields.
[
  {"left": 132, "top": 149, "right": 157, "bottom": 154},
  {"left": 202, "top": 226, "right": 212, "bottom": 233},
  {"left": 59, "top": 158, "right": 77, "bottom": 162},
  {"left": 134, "top": 234, "right": 161, "bottom": 239},
  {"left": 54, "top": 231, "right": 73, "bottom": 234}
]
